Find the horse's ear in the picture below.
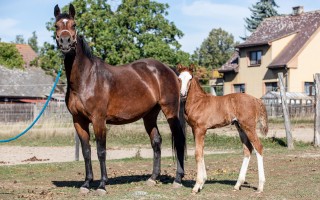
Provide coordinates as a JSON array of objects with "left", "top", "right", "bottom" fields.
[
  {"left": 177, "top": 64, "right": 183, "bottom": 72},
  {"left": 69, "top": 4, "right": 76, "bottom": 19},
  {"left": 189, "top": 64, "right": 195, "bottom": 72},
  {"left": 54, "top": 4, "right": 60, "bottom": 18}
]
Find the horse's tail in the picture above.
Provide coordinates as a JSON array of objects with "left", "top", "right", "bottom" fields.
[{"left": 257, "top": 99, "right": 268, "bottom": 136}]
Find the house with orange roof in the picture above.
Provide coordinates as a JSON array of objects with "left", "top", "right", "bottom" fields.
[
  {"left": 216, "top": 6, "right": 320, "bottom": 98},
  {"left": 15, "top": 44, "right": 38, "bottom": 67}
]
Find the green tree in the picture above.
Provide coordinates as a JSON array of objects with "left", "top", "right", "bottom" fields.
[
  {"left": 0, "top": 42, "right": 24, "bottom": 69},
  {"left": 192, "top": 28, "right": 236, "bottom": 70},
  {"left": 44, "top": 0, "right": 189, "bottom": 68},
  {"left": 243, "top": 0, "right": 279, "bottom": 39},
  {"left": 28, "top": 31, "right": 39, "bottom": 53},
  {"left": 15, "top": 35, "right": 25, "bottom": 44},
  {"left": 38, "top": 42, "right": 64, "bottom": 78}
]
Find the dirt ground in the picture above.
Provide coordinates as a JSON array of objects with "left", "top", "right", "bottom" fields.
[{"left": 0, "top": 148, "right": 319, "bottom": 200}]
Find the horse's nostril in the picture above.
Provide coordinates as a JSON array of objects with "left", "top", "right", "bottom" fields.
[
  {"left": 60, "top": 38, "right": 63, "bottom": 43},
  {"left": 68, "top": 38, "right": 71, "bottom": 43}
]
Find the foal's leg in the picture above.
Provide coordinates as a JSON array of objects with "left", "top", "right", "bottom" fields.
[
  {"left": 238, "top": 125, "right": 265, "bottom": 193},
  {"left": 246, "top": 130, "right": 265, "bottom": 193},
  {"left": 192, "top": 127, "right": 207, "bottom": 194},
  {"left": 143, "top": 107, "right": 162, "bottom": 185},
  {"left": 92, "top": 118, "right": 108, "bottom": 194},
  {"left": 73, "top": 117, "right": 93, "bottom": 193},
  {"left": 234, "top": 124, "right": 253, "bottom": 191}
]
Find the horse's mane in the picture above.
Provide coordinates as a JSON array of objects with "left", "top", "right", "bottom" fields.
[
  {"left": 191, "top": 77, "right": 207, "bottom": 95},
  {"left": 78, "top": 35, "right": 93, "bottom": 60}
]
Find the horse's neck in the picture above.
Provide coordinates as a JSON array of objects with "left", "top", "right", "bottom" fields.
[
  {"left": 64, "top": 42, "right": 91, "bottom": 92},
  {"left": 185, "top": 78, "right": 206, "bottom": 105}
]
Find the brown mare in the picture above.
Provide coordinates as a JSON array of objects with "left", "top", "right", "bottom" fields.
[
  {"left": 53, "top": 4, "right": 185, "bottom": 194},
  {"left": 177, "top": 65, "right": 268, "bottom": 194}
]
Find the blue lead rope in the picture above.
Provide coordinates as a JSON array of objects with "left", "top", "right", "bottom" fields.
[{"left": 0, "top": 68, "right": 62, "bottom": 143}]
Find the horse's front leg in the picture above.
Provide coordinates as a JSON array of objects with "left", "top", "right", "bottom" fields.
[
  {"left": 192, "top": 127, "right": 206, "bottom": 194},
  {"left": 92, "top": 118, "right": 108, "bottom": 194},
  {"left": 73, "top": 117, "right": 93, "bottom": 193},
  {"left": 143, "top": 109, "right": 162, "bottom": 186}
]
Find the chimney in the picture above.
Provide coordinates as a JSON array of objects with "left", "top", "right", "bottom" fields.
[{"left": 292, "top": 6, "right": 304, "bottom": 15}]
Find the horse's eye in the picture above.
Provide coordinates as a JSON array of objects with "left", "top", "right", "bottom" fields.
[{"left": 54, "top": 25, "right": 59, "bottom": 29}]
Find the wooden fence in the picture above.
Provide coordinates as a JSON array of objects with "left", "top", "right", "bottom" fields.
[
  {"left": 265, "top": 104, "right": 314, "bottom": 118},
  {"left": 0, "top": 103, "right": 72, "bottom": 124}
]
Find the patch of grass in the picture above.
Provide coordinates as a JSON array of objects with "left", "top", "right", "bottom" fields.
[{"left": 1, "top": 149, "right": 320, "bottom": 199}]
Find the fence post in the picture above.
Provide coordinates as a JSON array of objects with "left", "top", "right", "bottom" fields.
[
  {"left": 278, "top": 72, "right": 294, "bottom": 149},
  {"left": 75, "top": 132, "right": 80, "bottom": 161},
  {"left": 313, "top": 73, "right": 320, "bottom": 147}
]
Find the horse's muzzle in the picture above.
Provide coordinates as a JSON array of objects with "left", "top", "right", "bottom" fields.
[{"left": 56, "top": 35, "right": 76, "bottom": 53}]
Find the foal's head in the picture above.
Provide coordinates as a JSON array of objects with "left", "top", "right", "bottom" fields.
[
  {"left": 54, "top": 4, "right": 77, "bottom": 53},
  {"left": 177, "top": 64, "right": 194, "bottom": 97}
]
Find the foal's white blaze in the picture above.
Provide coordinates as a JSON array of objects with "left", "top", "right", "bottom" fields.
[
  {"left": 256, "top": 151, "right": 265, "bottom": 192},
  {"left": 234, "top": 156, "right": 250, "bottom": 190},
  {"left": 62, "top": 19, "right": 68, "bottom": 26},
  {"left": 178, "top": 71, "right": 192, "bottom": 97}
]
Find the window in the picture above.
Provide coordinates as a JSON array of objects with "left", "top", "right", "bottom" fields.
[
  {"left": 304, "top": 82, "right": 315, "bottom": 95},
  {"left": 265, "top": 82, "right": 278, "bottom": 92},
  {"left": 249, "top": 50, "right": 262, "bottom": 65},
  {"left": 234, "top": 84, "right": 245, "bottom": 93}
]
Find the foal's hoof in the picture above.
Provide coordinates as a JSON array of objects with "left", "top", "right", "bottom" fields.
[
  {"left": 172, "top": 181, "right": 183, "bottom": 188},
  {"left": 96, "top": 188, "right": 107, "bottom": 195},
  {"left": 146, "top": 178, "right": 157, "bottom": 186},
  {"left": 255, "top": 189, "right": 263, "bottom": 194},
  {"left": 79, "top": 187, "right": 90, "bottom": 194}
]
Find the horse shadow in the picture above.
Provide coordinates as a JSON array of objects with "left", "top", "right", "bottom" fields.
[
  {"left": 52, "top": 174, "right": 250, "bottom": 189},
  {"left": 52, "top": 174, "right": 174, "bottom": 188}
]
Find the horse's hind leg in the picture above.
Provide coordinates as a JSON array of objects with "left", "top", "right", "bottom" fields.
[
  {"left": 143, "top": 107, "right": 162, "bottom": 185},
  {"left": 73, "top": 117, "right": 93, "bottom": 193},
  {"left": 192, "top": 127, "right": 207, "bottom": 194},
  {"left": 92, "top": 118, "right": 108, "bottom": 194},
  {"left": 234, "top": 123, "right": 253, "bottom": 191},
  {"left": 161, "top": 104, "right": 185, "bottom": 187},
  {"left": 246, "top": 129, "right": 265, "bottom": 193},
  {"left": 237, "top": 124, "right": 265, "bottom": 193}
]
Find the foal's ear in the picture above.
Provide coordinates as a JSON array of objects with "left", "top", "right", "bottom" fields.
[
  {"left": 54, "top": 4, "right": 60, "bottom": 18},
  {"left": 177, "top": 64, "right": 183, "bottom": 72},
  {"left": 189, "top": 64, "right": 195, "bottom": 72},
  {"left": 69, "top": 4, "right": 76, "bottom": 19}
]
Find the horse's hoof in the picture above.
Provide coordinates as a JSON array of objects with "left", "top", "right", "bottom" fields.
[
  {"left": 172, "top": 181, "right": 182, "bottom": 188},
  {"left": 96, "top": 188, "right": 107, "bottom": 195},
  {"left": 191, "top": 189, "right": 199, "bottom": 195},
  {"left": 233, "top": 185, "right": 241, "bottom": 191},
  {"left": 146, "top": 178, "right": 157, "bottom": 186},
  {"left": 255, "top": 189, "right": 263, "bottom": 194},
  {"left": 79, "top": 187, "right": 90, "bottom": 194}
]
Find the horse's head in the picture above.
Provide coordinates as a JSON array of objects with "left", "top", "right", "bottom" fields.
[
  {"left": 54, "top": 4, "right": 77, "bottom": 54},
  {"left": 177, "top": 64, "right": 194, "bottom": 98}
]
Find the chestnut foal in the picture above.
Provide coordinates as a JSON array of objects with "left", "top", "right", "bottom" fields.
[{"left": 178, "top": 65, "right": 268, "bottom": 194}]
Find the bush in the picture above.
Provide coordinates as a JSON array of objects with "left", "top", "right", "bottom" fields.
[{"left": 0, "top": 42, "right": 24, "bottom": 69}]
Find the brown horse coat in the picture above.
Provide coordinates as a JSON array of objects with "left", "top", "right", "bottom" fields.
[
  {"left": 178, "top": 65, "right": 268, "bottom": 194},
  {"left": 53, "top": 4, "right": 185, "bottom": 194}
]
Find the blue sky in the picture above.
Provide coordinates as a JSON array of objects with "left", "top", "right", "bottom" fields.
[{"left": 1, "top": 0, "right": 320, "bottom": 54}]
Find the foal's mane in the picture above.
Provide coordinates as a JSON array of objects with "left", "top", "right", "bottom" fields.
[{"left": 191, "top": 76, "right": 207, "bottom": 95}]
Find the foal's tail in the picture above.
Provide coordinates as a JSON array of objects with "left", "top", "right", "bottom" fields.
[{"left": 257, "top": 99, "right": 268, "bottom": 136}]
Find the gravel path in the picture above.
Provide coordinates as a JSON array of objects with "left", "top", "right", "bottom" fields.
[
  {"left": 0, "top": 125, "right": 315, "bottom": 166},
  {"left": 0, "top": 146, "right": 233, "bottom": 166}
]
